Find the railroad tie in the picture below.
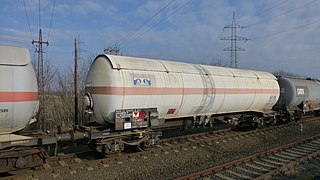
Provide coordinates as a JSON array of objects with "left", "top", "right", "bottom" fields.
[
  {"left": 261, "top": 158, "right": 284, "bottom": 166},
  {"left": 87, "top": 166, "right": 94, "bottom": 171},
  {"left": 214, "top": 173, "right": 234, "bottom": 180},
  {"left": 301, "top": 144, "right": 320, "bottom": 150},
  {"left": 274, "top": 153, "right": 297, "bottom": 160},
  {"left": 225, "top": 169, "right": 252, "bottom": 179},
  {"left": 309, "top": 141, "right": 320, "bottom": 146},
  {"left": 292, "top": 147, "right": 313, "bottom": 154},
  {"left": 254, "top": 161, "right": 278, "bottom": 169},
  {"left": 213, "top": 134, "right": 223, "bottom": 137},
  {"left": 312, "top": 140, "right": 320, "bottom": 145},
  {"left": 156, "top": 145, "right": 163, "bottom": 148},
  {"left": 42, "top": 163, "right": 52, "bottom": 169},
  {"left": 188, "top": 139, "right": 196, "bottom": 142},
  {"left": 235, "top": 166, "right": 262, "bottom": 176},
  {"left": 244, "top": 163, "right": 269, "bottom": 172},
  {"left": 58, "top": 160, "right": 67, "bottom": 167},
  {"left": 201, "top": 135, "right": 210, "bottom": 139},
  {"left": 285, "top": 149, "right": 307, "bottom": 156},
  {"left": 281, "top": 151, "right": 302, "bottom": 158},
  {"left": 73, "top": 158, "right": 83, "bottom": 163},
  {"left": 268, "top": 155, "right": 291, "bottom": 163}
]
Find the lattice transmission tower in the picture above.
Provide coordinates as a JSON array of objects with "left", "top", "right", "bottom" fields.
[{"left": 221, "top": 12, "right": 249, "bottom": 68}]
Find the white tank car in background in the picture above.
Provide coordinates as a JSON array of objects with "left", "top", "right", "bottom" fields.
[
  {"left": 84, "top": 54, "right": 280, "bottom": 129},
  {"left": 274, "top": 77, "right": 320, "bottom": 119},
  {"left": 0, "top": 45, "right": 38, "bottom": 134}
]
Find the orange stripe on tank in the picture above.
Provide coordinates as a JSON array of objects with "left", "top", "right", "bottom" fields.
[
  {"left": 0, "top": 92, "right": 38, "bottom": 102},
  {"left": 86, "top": 87, "right": 279, "bottom": 95}
]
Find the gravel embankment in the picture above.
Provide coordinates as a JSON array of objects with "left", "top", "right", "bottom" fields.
[{"left": 36, "top": 121, "right": 320, "bottom": 180}]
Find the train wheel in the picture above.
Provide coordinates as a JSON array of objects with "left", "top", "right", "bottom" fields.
[
  {"left": 257, "top": 120, "right": 264, "bottom": 128},
  {"left": 93, "top": 139, "right": 124, "bottom": 154},
  {"left": 288, "top": 113, "right": 295, "bottom": 122},
  {"left": 142, "top": 134, "right": 160, "bottom": 148},
  {"left": 253, "top": 116, "right": 264, "bottom": 128}
]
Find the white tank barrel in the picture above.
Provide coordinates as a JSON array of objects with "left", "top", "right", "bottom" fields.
[{"left": 85, "top": 54, "right": 280, "bottom": 125}]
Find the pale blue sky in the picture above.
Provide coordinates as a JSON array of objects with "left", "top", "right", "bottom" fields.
[{"left": 1, "top": 0, "right": 320, "bottom": 78}]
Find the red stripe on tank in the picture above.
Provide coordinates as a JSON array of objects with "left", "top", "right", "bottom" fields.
[
  {"left": 86, "top": 87, "right": 279, "bottom": 95},
  {"left": 0, "top": 92, "right": 38, "bottom": 102}
]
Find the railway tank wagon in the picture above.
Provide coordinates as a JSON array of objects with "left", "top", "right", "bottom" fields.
[
  {"left": 0, "top": 45, "right": 38, "bottom": 135},
  {"left": 84, "top": 54, "right": 280, "bottom": 129},
  {"left": 274, "top": 77, "right": 320, "bottom": 119}
]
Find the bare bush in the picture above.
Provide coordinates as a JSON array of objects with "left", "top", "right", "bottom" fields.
[
  {"left": 273, "top": 70, "right": 307, "bottom": 79},
  {"left": 31, "top": 56, "right": 93, "bottom": 131}
]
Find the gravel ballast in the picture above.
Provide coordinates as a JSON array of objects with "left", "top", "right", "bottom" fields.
[{"left": 35, "top": 120, "right": 320, "bottom": 180}]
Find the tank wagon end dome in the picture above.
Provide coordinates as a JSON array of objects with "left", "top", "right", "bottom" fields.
[
  {"left": 0, "top": 45, "right": 38, "bottom": 134},
  {"left": 94, "top": 54, "right": 169, "bottom": 72},
  {"left": 92, "top": 54, "right": 118, "bottom": 69},
  {"left": 0, "top": 45, "right": 30, "bottom": 66}
]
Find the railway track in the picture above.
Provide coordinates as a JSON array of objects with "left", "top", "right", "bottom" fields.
[
  {"left": 2, "top": 116, "right": 319, "bottom": 179},
  {"left": 158, "top": 116, "right": 317, "bottom": 146},
  {"left": 175, "top": 134, "right": 320, "bottom": 180}
]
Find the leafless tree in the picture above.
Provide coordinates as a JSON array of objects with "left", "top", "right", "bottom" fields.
[
  {"left": 31, "top": 54, "right": 94, "bottom": 131},
  {"left": 273, "top": 70, "right": 307, "bottom": 79}
]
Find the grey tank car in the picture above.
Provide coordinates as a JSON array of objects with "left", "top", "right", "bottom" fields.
[{"left": 274, "top": 77, "right": 320, "bottom": 120}]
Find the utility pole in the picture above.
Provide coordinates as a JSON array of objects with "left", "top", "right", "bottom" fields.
[
  {"left": 74, "top": 38, "right": 79, "bottom": 125},
  {"left": 221, "top": 12, "right": 249, "bottom": 68},
  {"left": 32, "top": 29, "right": 49, "bottom": 95},
  {"left": 32, "top": 28, "right": 48, "bottom": 131}
]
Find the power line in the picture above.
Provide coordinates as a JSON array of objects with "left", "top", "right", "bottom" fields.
[
  {"left": 121, "top": 0, "right": 194, "bottom": 49},
  {"left": 22, "top": 0, "right": 34, "bottom": 40},
  {"left": 251, "top": 18, "right": 320, "bottom": 40},
  {"left": 238, "top": 0, "right": 289, "bottom": 24},
  {"left": 32, "top": 29, "right": 48, "bottom": 131},
  {"left": 47, "top": 0, "right": 56, "bottom": 42},
  {"left": 38, "top": 0, "right": 41, "bottom": 29},
  {"left": 116, "top": 0, "right": 176, "bottom": 47},
  {"left": 247, "top": 0, "right": 318, "bottom": 27}
]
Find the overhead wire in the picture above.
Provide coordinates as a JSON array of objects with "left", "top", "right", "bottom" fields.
[
  {"left": 121, "top": 0, "right": 194, "bottom": 49},
  {"left": 246, "top": 0, "right": 318, "bottom": 27},
  {"left": 22, "top": 0, "right": 34, "bottom": 41},
  {"left": 47, "top": 0, "right": 56, "bottom": 42},
  {"left": 38, "top": 0, "right": 41, "bottom": 29},
  {"left": 251, "top": 18, "right": 320, "bottom": 40},
  {"left": 115, "top": 0, "right": 175, "bottom": 46},
  {"left": 116, "top": 0, "right": 176, "bottom": 47},
  {"left": 237, "top": 0, "right": 289, "bottom": 25}
]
